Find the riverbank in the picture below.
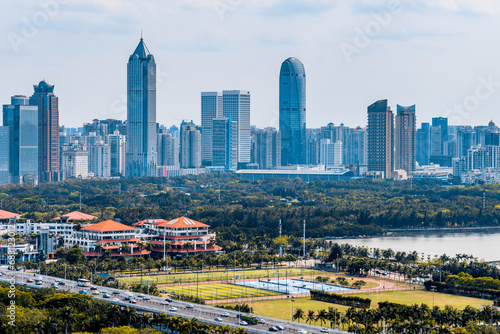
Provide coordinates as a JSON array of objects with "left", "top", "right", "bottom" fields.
[{"left": 385, "top": 226, "right": 500, "bottom": 236}]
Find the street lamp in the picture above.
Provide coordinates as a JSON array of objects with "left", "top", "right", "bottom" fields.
[{"left": 430, "top": 285, "right": 437, "bottom": 308}]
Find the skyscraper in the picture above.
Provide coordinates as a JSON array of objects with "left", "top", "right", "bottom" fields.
[
  {"left": 180, "top": 122, "right": 201, "bottom": 168},
  {"left": 126, "top": 38, "right": 157, "bottom": 177},
  {"left": 432, "top": 117, "right": 448, "bottom": 154},
  {"left": 201, "top": 92, "right": 222, "bottom": 166},
  {"left": 279, "top": 57, "right": 306, "bottom": 165},
  {"left": 0, "top": 127, "right": 9, "bottom": 185},
  {"left": 367, "top": 99, "right": 394, "bottom": 178},
  {"left": 395, "top": 105, "right": 416, "bottom": 173},
  {"left": 3, "top": 95, "right": 38, "bottom": 184},
  {"left": 30, "top": 80, "right": 59, "bottom": 183},
  {"left": 107, "top": 130, "right": 126, "bottom": 176},
  {"left": 416, "top": 123, "right": 430, "bottom": 166},
  {"left": 222, "top": 90, "right": 251, "bottom": 165},
  {"left": 251, "top": 127, "right": 281, "bottom": 169},
  {"left": 212, "top": 116, "right": 237, "bottom": 171}
]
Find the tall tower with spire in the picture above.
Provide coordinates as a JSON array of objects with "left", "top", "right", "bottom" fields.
[{"left": 126, "top": 38, "right": 157, "bottom": 177}]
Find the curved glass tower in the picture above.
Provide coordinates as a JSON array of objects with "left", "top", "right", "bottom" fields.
[{"left": 279, "top": 57, "right": 306, "bottom": 165}]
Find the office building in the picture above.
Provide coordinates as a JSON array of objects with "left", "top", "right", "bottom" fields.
[
  {"left": 2, "top": 95, "right": 38, "bottom": 184},
  {"left": 0, "top": 127, "right": 9, "bottom": 184},
  {"left": 89, "top": 141, "right": 111, "bottom": 178},
  {"left": 212, "top": 116, "right": 237, "bottom": 171},
  {"left": 201, "top": 92, "right": 222, "bottom": 165},
  {"left": 279, "top": 57, "right": 306, "bottom": 165},
  {"left": 107, "top": 130, "right": 126, "bottom": 176},
  {"left": 367, "top": 99, "right": 394, "bottom": 178},
  {"left": 416, "top": 123, "right": 430, "bottom": 166},
  {"left": 30, "top": 80, "right": 59, "bottom": 183},
  {"left": 395, "top": 105, "right": 416, "bottom": 173},
  {"left": 346, "top": 127, "right": 367, "bottom": 166},
  {"left": 62, "top": 144, "right": 89, "bottom": 179},
  {"left": 222, "top": 90, "right": 251, "bottom": 165},
  {"left": 432, "top": 117, "right": 448, "bottom": 154},
  {"left": 126, "top": 38, "right": 157, "bottom": 177}
]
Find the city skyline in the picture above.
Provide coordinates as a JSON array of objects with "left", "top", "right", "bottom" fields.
[{"left": 1, "top": 1, "right": 500, "bottom": 129}]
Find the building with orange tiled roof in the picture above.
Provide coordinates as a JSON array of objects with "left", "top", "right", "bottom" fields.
[
  {"left": 0, "top": 209, "right": 21, "bottom": 220},
  {"left": 144, "top": 216, "right": 221, "bottom": 259},
  {"left": 53, "top": 211, "right": 97, "bottom": 223},
  {"left": 67, "top": 220, "right": 148, "bottom": 258}
]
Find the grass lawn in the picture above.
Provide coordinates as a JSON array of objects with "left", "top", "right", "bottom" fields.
[
  {"left": 161, "top": 283, "right": 280, "bottom": 300},
  {"left": 118, "top": 268, "right": 323, "bottom": 285},
  {"left": 225, "top": 290, "right": 492, "bottom": 326}
]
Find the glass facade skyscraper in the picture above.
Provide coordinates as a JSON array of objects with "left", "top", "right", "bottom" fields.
[
  {"left": 222, "top": 90, "right": 251, "bottom": 165},
  {"left": 279, "top": 57, "right": 306, "bottom": 166},
  {"left": 201, "top": 92, "right": 222, "bottom": 166},
  {"left": 126, "top": 38, "right": 157, "bottom": 177},
  {"left": 395, "top": 104, "right": 416, "bottom": 173},
  {"left": 30, "top": 81, "right": 59, "bottom": 183},
  {"left": 2, "top": 95, "right": 38, "bottom": 184},
  {"left": 0, "top": 127, "right": 9, "bottom": 185}
]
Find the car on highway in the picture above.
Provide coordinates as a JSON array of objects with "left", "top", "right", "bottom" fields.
[
  {"left": 35, "top": 280, "right": 43, "bottom": 285},
  {"left": 186, "top": 304, "right": 195, "bottom": 309},
  {"left": 142, "top": 295, "right": 151, "bottom": 300},
  {"left": 298, "top": 330, "right": 308, "bottom": 334},
  {"left": 26, "top": 279, "right": 33, "bottom": 283},
  {"left": 214, "top": 317, "right": 223, "bottom": 322},
  {"left": 321, "top": 328, "right": 330, "bottom": 333},
  {"left": 220, "top": 312, "right": 230, "bottom": 317},
  {"left": 78, "top": 290, "right": 87, "bottom": 295},
  {"left": 100, "top": 289, "right": 107, "bottom": 293},
  {"left": 161, "top": 300, "right": 170, "bottom": 305},
  {"left": 90, "top": 287, "right": 97, "bottom": 291},
  {"left": 164, "top": 298, "right": 173, "bottom": 302},
  {"left": 112, "top": 291, "right": 120, "bottom": 295},
  {"left": 92, "top": 290, "right": 100, "bottom": 295},
  {"left": 112, "top": 298, "right": 120, "bottom": 302},
  {"left": 169, "top": 307, "right": 177, "bottom": 312},
  {"left": 275, "top": 325, "right": 285, "bottom": 330},
  {"left": 268, "top": 327, "right": 278, "bottom": 332},
  {"left": 239, "top": 320, "right": 248, "bottom": 326},
  {"left": 58, "top": 281, "right": 65, "bottom": 286},
  {"left": 103, "top": 293, "right": 111, "bottom": 298},
  {"left": 129, "top": 299, "right": 137, "bottom": 304},
  {"left": 258, "top": 318, "right": 266, "bottom": 324}
]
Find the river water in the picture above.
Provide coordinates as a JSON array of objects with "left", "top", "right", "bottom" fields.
[{"left": 337, "top": 232, "right": 500, "bottom": 262}]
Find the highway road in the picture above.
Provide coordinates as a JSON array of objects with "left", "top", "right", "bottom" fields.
[{"left": 1, "top": 270, "right": 346, "bottom": 334}]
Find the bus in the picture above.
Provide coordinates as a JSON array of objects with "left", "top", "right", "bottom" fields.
[
  {"left": 239, "top": 315, "right": 259, "bottom": 325},
  {"left": 77, "top": 279, "right": 91, "bottom": 287}
]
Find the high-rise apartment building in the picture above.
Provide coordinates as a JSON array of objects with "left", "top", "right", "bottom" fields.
[
  {"left": 30, "top": 80, "right": 59, "bottom": 183},
  {"left": 89, "top": 141, "right": 111, "bottom": 178},
  {"left": 251, "top": 127, "right": 281, "bottom": 170},
  {"left": 346, "top": 127, "right": 367, "bottom": 166},
  {"left": 62, "top": 144, "right": 89, "bottom": 179},
  {"left": 416, "top": 123, "right": 430, "bottom": 166},
  {"left": 222, "top": 90, "right": 250, "bottom": 166},
  {"left": 320, "top": 139, "right": 343, "bottom": 167},
  {"left": 201, "top": 92, "right": 222, "bottom": 165},
  {"left": 395, "top": 105, "right": 416, "bottom": 173},
  {"left": 432, "top": 117, "right": 448, "bottom": 154},
  {"left": 3, "top": 95, "right": 38, "bottom": 184},
  {"left": 279, "top": 57, "right": 306, "bottom": 165},
  {"left": 126, "top": 38, "right": 157, "bottom": 177},
  {"left": 180, "top": 122, "right": 201, "bottom": 168},
  {"left": 367, "top": 99, "right": 394, "bottom": 178},
  {"left": 157, "top": 130, "right": 179, "bottom": 167}
]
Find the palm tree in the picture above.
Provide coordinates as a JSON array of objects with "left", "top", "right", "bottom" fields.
[
  {"left": 139, "top": 312, "right": 152, "bottom": 329},
  {"left": 293, "top": 308, "right": 305, "bottom": 323},
  {"left": 58, "top": 306, "right": 75, "bottom": 334},
  {"left": 317, "top": 309, "right": 328, "bottom": 327},
  {"left": 326, "top": 307, "right": 337, "bottom": 328},
  {"left": 122, "top": 306, "right": 137, "bottom": 326},
  {"left": 120, "top": 243, "right": 131, "bottom": 255},
  {"left": 305, "top": 310, "right": 316, "bottom": 325},
  {"left": 108, "top": 304, "right": 121, "bottom": 327},
  {"left": 94, "top": 243, "right": 103, "bottom": 255}
]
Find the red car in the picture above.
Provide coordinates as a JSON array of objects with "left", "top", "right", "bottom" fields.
[
  {"left": 129, "top": 299, "right": 137, "bottom": 304},
  {"left": 27, "top": 279, "right": 33, "bottom": 283}
]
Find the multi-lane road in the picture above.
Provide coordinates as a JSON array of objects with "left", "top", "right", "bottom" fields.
[{"left": 1, "top": 270, "right": 345, "bottom": 334}]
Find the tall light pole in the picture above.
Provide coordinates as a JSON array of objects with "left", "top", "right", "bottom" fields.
[{"left": 431, "top": 285, "right": 437, "bottom": 308}]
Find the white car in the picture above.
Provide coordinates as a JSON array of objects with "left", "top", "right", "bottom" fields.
[
  {"left": 112, "top": 298, "right": 120, "bottom": 302},
  {"left": 321, "top": 328, "right": 330, "bottom": 333},
  {"left": 169, "top": 307, "right": 177, "bottom": 312},
  {"left": 220, "top": 312, "right": 230, "bottom": 317},
  {"left": 298, "top": 330, "right": 308, "bottom": 334},
  {"left": 186, "top": 304, "right": 195, "bottom": 309},
  {"left": 214, "top": 317, "right": 223, "bottom": 322},
  {"left": 239, "top": 320, "right": 248, "bottom": 326},
  {"left": 161, "top": 300, "right": 170, "bottom": 305}
]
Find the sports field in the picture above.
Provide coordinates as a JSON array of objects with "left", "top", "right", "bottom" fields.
[
  {"left": 162, "top": 283, "right": 281, "bottom": 300},
  {"left": 228, "top": 290, "right": 491, "bottom": 326},
  {"left": 118, "top": 268, "right": 324, "bottom": 285}
]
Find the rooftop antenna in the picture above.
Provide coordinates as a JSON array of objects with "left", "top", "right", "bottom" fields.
[{"left": 141, "top": 29, "right": 143, "bottom": 40}]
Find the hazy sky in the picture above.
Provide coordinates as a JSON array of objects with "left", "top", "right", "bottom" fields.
[{"left": 1, "top": 0, "right": 500, "bottom": 129}]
